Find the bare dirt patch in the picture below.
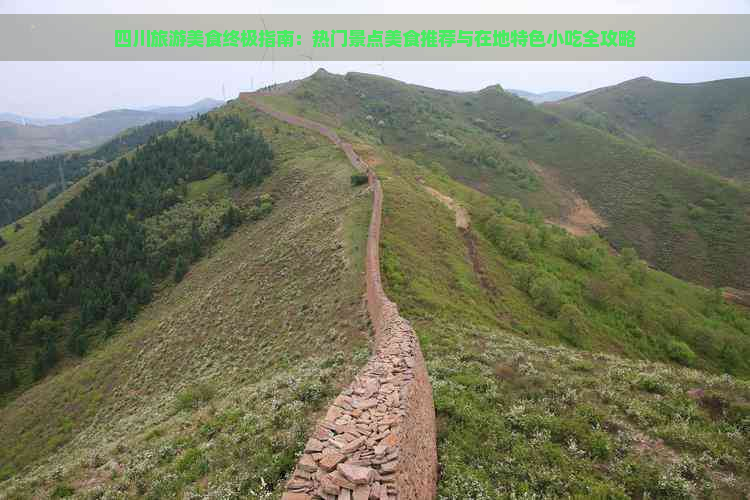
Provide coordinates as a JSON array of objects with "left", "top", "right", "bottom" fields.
[
  {"left": 420, "top": 181, "right": 497, "bottom": 296},
  {"left": 529, "top": 161, "right": 607, "bottom": 236},
  {"left": 420, "top": 183, "right": 470, "bottom": 230}
]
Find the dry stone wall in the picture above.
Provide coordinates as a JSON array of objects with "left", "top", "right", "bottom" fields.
[{"left": 240, "top": 94, "right": 438, "bottom": 500}]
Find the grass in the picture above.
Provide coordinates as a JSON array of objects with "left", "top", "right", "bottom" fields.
[
  {"left": 258, "top": 70, "right": 750, "bottom": 291},
  {"left": 548, "top": 76, "right": 750, "bottom": 181},
  {"left": 0, "top": 103, "right": 372, "bottom": 498},
  {"left": 186, "top": 172, "right": 230, "bottom": 201},
  {"left": 364, "top": 141, "right": 750, "bottom": 497}
]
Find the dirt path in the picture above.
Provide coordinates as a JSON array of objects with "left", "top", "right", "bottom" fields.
[
  {"left": 242, "top": 94, "right": 438, "bottom": 500},
  {"left": 422, "top": 186, "right": 470, "bottom": 230},
  {"left": 528, "top": 161, "right": 607, "bottom": 236},
  {"left": 420, "top": 183, "right": 496, "bottom": 296}
]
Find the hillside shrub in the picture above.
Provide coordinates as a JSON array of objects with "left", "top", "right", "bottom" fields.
[
  {"left": 666, "top": 339, "right": 697, "bottom": 366},
  {"left": 586, "top": 277, "right": 619, "bottom": 310},
  {"left": 350, "top": 173, "right": 368, "bottom": 186},
  {"left": 512, "top": 264, "right": 539, "bottom": 293},
  {"left": 529, "top": 275, "right": 563, "bottom": 316},
  {"left": 175, "top": 382, "right": 216, "bottom": 411},
  {"left": 503, "top": 233, "right": 531, "bottom": 262},
  {"left": 621, "top": 247, "right": 638, "bottom": 267},
  {"left": 174, "top": 256, "right": 188, "bottom": 283},
  {"left": 664, "top": 308, "right": 691, "bottom": 335},
  {"left": 559, "top": 303, "right": 588, "bottom": 346},
  {"left": 629, "top": 260, "right": 648, "bottom": 285},
  {"left": 561, "top": 236, "right": 601, "bottom": 269}
]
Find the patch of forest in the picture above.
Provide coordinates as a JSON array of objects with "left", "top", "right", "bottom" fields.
[
  {"left": 0, "top": 114, "right": 274, "bottom": 397},
  {"left": 0, "top": 121, "right": 180, "bottom": 228}
]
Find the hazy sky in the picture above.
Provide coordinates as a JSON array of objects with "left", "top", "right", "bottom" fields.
[{"left": 1, "top": 0, "right": 750, "bottom": 117}]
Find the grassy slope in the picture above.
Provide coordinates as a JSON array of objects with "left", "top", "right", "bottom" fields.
[
  {"left": 371, "top": 146, "right": 750, "bottom": 498},
  {"left": 0, "top": 102, "right": 372, "bottom": 498},
  {"left": 547, "top": 76, "right": 750, "bottom": 181},
  {"left": 258, "top": 70, "right": 750, "bottom": 290},
  {"left": 251, "top": 88, "right": 750, "bottom": 495}
]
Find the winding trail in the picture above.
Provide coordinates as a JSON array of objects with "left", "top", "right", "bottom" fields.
[{"left": 241, "top": 94, "right": 438, "bottom": 500}]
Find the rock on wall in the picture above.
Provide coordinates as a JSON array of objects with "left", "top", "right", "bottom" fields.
[{"left": 240, "top": 94, "right": 438, "bottom": 500}]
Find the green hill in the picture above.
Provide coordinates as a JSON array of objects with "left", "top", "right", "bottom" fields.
[
  {"left": 3, "top": 74, "right": 750, "bottom": 499},
  {"left": 547, "top": 76, "right": 750, "bottom": 181},
  {"left": 0, "top": 120, "right": 180, "bottom": 229},
  {"left": 0, "top": 101, "right": 371, "bottom": 497},
  {"left": 253, "top": 70, "right": 750, "bottom": 290}
]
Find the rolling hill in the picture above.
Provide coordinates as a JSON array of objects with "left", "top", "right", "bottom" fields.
[
  {"left": 2, "top": 73, "right": 750, "bottom": 499},
  {"left": 0, "top": 120, "right": 180, "bottom": 229},
  {"left": 252, "top": 69, "right": 750, "bottom": 290},
  {"left": 507, "top": 88, "right": 576, "bottom": 103},
  {"left": 0, "top": 99, "right": 223, "bottom": 161},
  {"left": 547, "top": 76, "right": 750, "bottom": 181}
]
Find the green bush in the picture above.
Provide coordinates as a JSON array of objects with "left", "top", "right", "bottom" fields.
[
  {"left": 559, "top": 303, "right": 588, "bottom": 346},
  {"left": 629, "top": 260, "right": 648, "bottom": 285},
  {"left": 561, "top": 236, "right": 600, "bottom": 269},
  {"left": 175, "top": 382, "right": 216, "bottom": 411},
  {"left": 503, "top": 233, "right": 531, "bottom": 262},
  {"left": 512, "top": 264, "right": 539, "bottom": 293},
  {"left": 666, "top": 339, "right": 697, "bottom": 366},
  {"left": 529, "top": 276, "right": 563, "bottom": 316},
  {"left": 50, "top": 485, "right": 75, "bottom": 498},
  {"left": 664, "top": 308, "right": 691, "bottom": 335},
  {"left": 621, "top": 247, "right": 638, "bottom": 267},
  {"left": 350, "top": 173, "right": 369, "bottom": 186},
  {"left": 174, "top": 255, "right": 188, "bottom": 283}
]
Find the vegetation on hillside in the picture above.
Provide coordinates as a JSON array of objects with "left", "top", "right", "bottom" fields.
[
  {"left": 0, "top": 103, "right": 371, "bottom": 499},
  {"left": 255, "top": 70, "right": 750, "bottom": 291},
  {"left": 0, "top": 114, "right": 273, "bottom": 397},
  {"left": 0, "top": 99, "right": 221, "bottom": 162},
  {"left": 0, "top": 120, "right": 179, "bottom": 228},
  {"left": 372, "top": 147, "right": 750, "bottom": 497},
  {"left": 548, "top": 76, "right": 750, "bottom": 181}
]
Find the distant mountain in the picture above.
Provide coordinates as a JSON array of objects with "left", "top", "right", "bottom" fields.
[
  {"left": 144, "top": 98, "right": 225, "bottom": 115},
  {"left": 0, "top": 99, "right": 224, "bottom": 161},
  {"left": 546, "top": 76, "right": 750, "bottom": 180},
  {"left": 507, "top": 89, "right": 577, "bottom": 104},
  {"left": 0, "top": 113, "right": 80, "bottom": 126}
]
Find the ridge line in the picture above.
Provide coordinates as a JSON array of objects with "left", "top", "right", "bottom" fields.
[{"left": 240, "top": 94, "right": 438, "bottom": 500}]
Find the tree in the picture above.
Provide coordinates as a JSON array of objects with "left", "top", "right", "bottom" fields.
[
  {"left": 66, "top": 325, "right": 87, "bottom": 356},
  {"left": 174, "top": 255, "right": 188, "bottom": 283},
  {"left": 0, "top": 234, "right": 5, "bottom": 248}
]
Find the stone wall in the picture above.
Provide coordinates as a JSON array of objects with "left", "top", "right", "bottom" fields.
[{"left": 241, "top": 94, "right": 438, "bottom": 500}]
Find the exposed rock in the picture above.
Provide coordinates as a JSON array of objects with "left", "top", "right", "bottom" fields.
[
  {"left": 337, "top": 463, "right": 375, "bottom": 485},
  {"left": 319, "top": 451, "right": 346, "bottom": 472}
]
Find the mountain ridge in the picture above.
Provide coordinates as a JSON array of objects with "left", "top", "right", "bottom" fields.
[{"left": 0, "top": 99, "right": 224, "bottom": 161}]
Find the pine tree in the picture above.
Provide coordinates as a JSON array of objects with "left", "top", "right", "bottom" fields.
[{"left": 174, "top": 256, "right": 188, "bottom": 283}]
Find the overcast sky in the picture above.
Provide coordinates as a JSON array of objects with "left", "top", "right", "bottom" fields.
[{"left": 1, "top": 0, "right": 750, "bottom": 118}]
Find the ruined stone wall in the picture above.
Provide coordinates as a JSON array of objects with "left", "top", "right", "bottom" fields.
[{"left": 241, "top": 94, "right": 437, "bottom": 500}]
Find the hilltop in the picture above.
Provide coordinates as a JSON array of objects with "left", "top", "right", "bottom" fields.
[
  {"left": 252, "top": 70, "right": 750, "bottom": 290},
  {"left": 548, "top": 76, "right": 750, "bottom": 181}
]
